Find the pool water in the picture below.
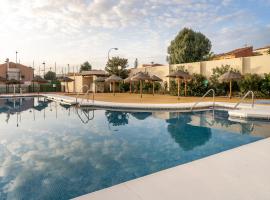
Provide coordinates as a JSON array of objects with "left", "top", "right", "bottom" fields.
[{"left": 0, "top": 97, "right": 269, "bottom": 200}]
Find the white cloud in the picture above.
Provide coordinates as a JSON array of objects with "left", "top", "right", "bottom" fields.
[{"left": 0, "top": 0, "right": 269, "bottom": 69}]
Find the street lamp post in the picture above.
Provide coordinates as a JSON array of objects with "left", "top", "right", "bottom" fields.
[
  {"left": 16, "top": 51, "right": 18, "bottom": 64},
  {"left": 42, "top": 62, "right": 45, "bottom": 78},
  {"left": 108, "top": 48, "right": 118, "bottom": 61}
]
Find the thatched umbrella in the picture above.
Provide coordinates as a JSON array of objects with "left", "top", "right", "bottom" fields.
[
  {"left": 167, "top": 70, "right": 191, "bottom": 99},
  {"left": 0, "top": 76, "right": 6, "bottom": 83},
  {"left": 94, "top": 77, "right": 106, "bottom": 93},
  {"left": 6, "top": 79, "right": 23, "bottom": 84},
  {"left": 0, "top": 77, "right": 7, "bottom": 92},
  {"left": 131, "top": 72, "right": 151, "bottom": 98},
  {"left": 6, "top": 79, "right": 23, "bottom": 94},
  {"left": 219, "top": 71, "right": 242, "bottom": 98},
  {"left": 95, "top": 77, "right": 106, "bottom": 82},
  {"left": 124, "top": 75, "right": 137, "bottom": 94},
  {"left": 58, "top": 76, "right": 74, "bottom": 93},
  {"left": 150, "top": 75, "right": 162, "bottom": 96},
  {"left": 105, "top": 75, "right": 123, "bottom": 96},
  {"left": 32, "top": 76, "right": 48, "bottom": 93},
  {"left": 131, "top": 112, "right": 152, "bottom": 120}
]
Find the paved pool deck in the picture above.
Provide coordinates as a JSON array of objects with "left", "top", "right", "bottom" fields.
[{"left": 74, "top": 138, "right": 270, "bottom": 200}]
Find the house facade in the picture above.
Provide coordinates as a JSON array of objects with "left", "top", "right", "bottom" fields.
[
  {"left": 63, "top": 70, "right": 107, "bottom": 93},
  {"left": 0, "top": 59, "right": 34, "bottom": 85}
]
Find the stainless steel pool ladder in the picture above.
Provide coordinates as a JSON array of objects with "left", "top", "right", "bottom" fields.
[
  {"left": 191, "top": 89, "right": 215, "bottom": 111},
  {"left": 234, "top": 90, "right": 254, "bottom": 109},
  {"left": 75, "top": 85, "right": 89, "bottom": 103},
  {"left": 81, "top": 89, "right": 95, "bottom": 105}
]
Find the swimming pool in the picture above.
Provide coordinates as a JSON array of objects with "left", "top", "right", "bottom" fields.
[{"left": 0, "top": 97, "right": 269, "bottom": 199}]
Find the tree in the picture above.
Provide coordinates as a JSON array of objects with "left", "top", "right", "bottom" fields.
[
  {"left": 167, "top": 28, "right": 211, "bottom": 64},
  {"left": 203, "top": 51, "right": 215, "bottom": 61},
  {"left": 134, "top": 58, "right": 138, "bottom": 68},
  {"left": 44, "top": 71, "right": 56, "bottom": 81},
  {"left": 80, "top": 61, "right": 92, "bottom": 72},
  {"left": 105, "top": 56, "right": 129, "bottom": 78}
]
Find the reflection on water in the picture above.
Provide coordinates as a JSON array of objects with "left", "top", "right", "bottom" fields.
[
  {"left": 105, "top": 111, "right": 129, "bottom": 126},
  {"left": 167, "top": 114, "right": 212, "bottom": 151},
  {"left": 0, "top": 97, "right": 268, "bottom": 199}
]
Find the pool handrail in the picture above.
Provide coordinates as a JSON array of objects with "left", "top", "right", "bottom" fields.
[
  {"left": 191, "top": 89, "right": 215, "bottom": 111},
  {"left": 81, "top": 89, "right": 95, "bottom": 105},
  {"left": 75, "top": 85, "right": 89, "bottom": 103},
  {"left": 234, "top": 90, "right": 254, "bottom": 109}
]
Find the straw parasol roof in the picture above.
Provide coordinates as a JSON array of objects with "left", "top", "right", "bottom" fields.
[
  {"left": 166, "top": 70, "right": 191, "bottom": 99},
  {"left": 219, "top": 71, "right": 242, "bottom": 99},
  {"left": 95, "top": 77, "right": 106, "bottom": 82},
  {"left": 58, "top": 76, "right": 74, "bottom": 82},
  {"left": 6, "top": 79, "right": 23, "bottom": 84},
  {"left": 131, "top": 72, "right": 151, "bottom": 98},
  {"left": 131, "top": 72, "right": 151, "bottom": 81},
  {"left": 105, "top": 75, "right": 123, "bottom": 82},
  {"left": 124, "top": 76, "right": 135, "bottom": 83},
  {"left": 131, "top": 112, "right": 152, "bottom": 120},
  {"left": 150, "top": 75, "right": 162, "bottom": 82},
  {"left": 32, "top": 76, "right": 48, "bottom": 84},
  {"left": 166, "top": 70, "right": 191, "bottom": 79},
  {"left": 0, "top": 76, "right": 6, "bottom": 82},
  {"left": 218, "top": 71, "right": 242, "bottom": 82},
  {"left": 105, "top": 75, "right": 122, "bottom": 96}
]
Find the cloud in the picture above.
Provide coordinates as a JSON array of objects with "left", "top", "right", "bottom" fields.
[{"left": 0, "top": 0, "right": 269, "bottom": 68}]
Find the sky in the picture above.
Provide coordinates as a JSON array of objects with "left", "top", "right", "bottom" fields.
[{"left": 0, "top": 0, "right": 270, "bottom": 73}]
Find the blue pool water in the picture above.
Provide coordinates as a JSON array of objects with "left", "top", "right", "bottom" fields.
[{"left": 0, "top": 97, "right": 269, "bottom": 200}]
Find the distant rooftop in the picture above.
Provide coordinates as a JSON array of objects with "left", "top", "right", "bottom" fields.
[
  {"left": 81, "top": 70, "right": 107, "bottom": 76},
  {"left": 215, "top": 46, "right": 253, "bottom": 57},
  {"left": 141, "top": 63, "right": 165, "bottom": 67},
  {"left": 213, "top": 46, "right": 253, "bottom": 60},
  {"left": 254, "top": 45, "right": 270, "bottom": 51},
  {"left": 0, "top": 61, "right": 33, "bottom": 70}
]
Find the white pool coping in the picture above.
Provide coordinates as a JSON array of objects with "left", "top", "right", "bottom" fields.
[
  {"left": 1, "top": 93, "right": 270, "bottom": 119},
  {"left": 74, "top": 138, "right": 270, "bottom": 200},
  {"left": 43, "top": 93, "right": 270, "bottom": 119}
]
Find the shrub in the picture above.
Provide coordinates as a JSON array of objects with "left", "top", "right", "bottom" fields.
[
  {"left": 261, "top": 73, "right": 270, "bottom": 97},
  {"left": 119, "top": 82, "right": 130, "bottom": 92},
  {"left": 238, "top": 74, "right": 263, "bottom": 97},
  {"left": 169, "top": 80, "right": 177, "bottom": 96},
  {"left": 187, "top": 74, "right": 209, "bottom": 96}
]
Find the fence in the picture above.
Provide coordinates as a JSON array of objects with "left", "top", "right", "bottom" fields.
[{"left": 0, "top": 83, "right": 61, "bottom": 94}]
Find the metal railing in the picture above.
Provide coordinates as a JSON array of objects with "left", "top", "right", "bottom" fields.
[
  {"left": 75, "top": 85, "right": 89, "bottom": 103},
  {"left": 234, "top": 90, "right": 254, "bottom": 109},
  {"left": 81, "top": 89, "right": 95, "bottom": 105},
  {"left": 191, "top": 89, "right": 215, "bottom": 111}
]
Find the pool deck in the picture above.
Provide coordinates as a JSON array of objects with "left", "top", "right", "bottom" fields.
[
  {"left": 43, "top": 93, "right": 270, "bottom": 119},
  {"left": 74, "top": 138, "right": 270, "bottom": 200},
  {"left": 1, "top": 93, "right": 270, "bottom": 119}
]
